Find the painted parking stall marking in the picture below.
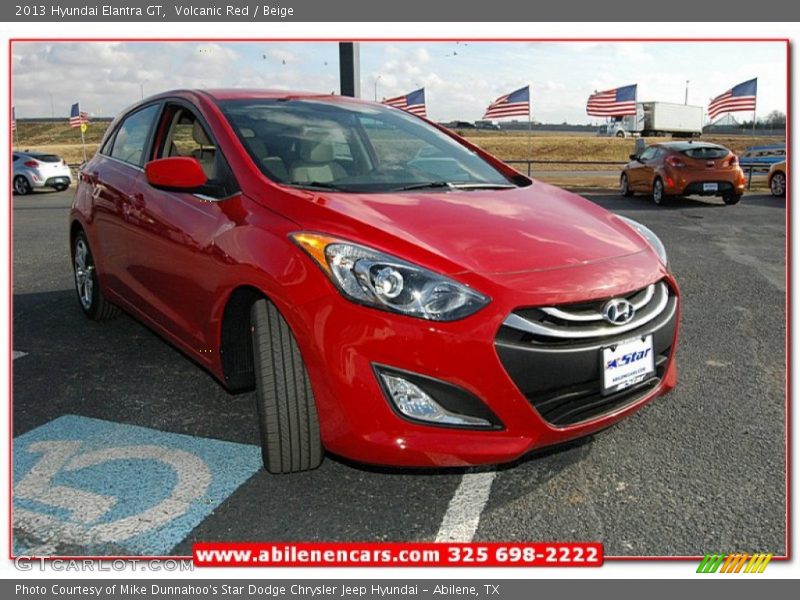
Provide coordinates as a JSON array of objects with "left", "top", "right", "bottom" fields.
[{"left": 13, "top": 415, "right": 261, "bottom": 556}]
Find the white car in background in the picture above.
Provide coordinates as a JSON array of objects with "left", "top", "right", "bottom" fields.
[{"left": 12, "top": 151, "right": 73, "bottom": 195}]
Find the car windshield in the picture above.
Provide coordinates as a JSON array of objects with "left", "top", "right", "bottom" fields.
[{"left": 218, "top": 98, "right": 522, "bottom": 193}]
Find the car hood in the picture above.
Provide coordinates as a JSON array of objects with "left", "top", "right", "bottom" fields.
[{"left": 286, "top": 180, "right": 650, "bottom": 275}]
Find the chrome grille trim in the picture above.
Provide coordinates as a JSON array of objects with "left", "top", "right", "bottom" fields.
[
  {"left": 539, "top": 284, "right": 655, "bottom": 322},
  {"left": 503, "top": 282, "right": 671, "bottom": 340}
]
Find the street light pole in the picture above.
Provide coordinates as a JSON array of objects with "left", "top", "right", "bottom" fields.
[
  {"left": 685, "top": 80, "right": 690, "bottom": 105},
  {"left": 374, "top": 75, "right": 382, "bottom": 101}
]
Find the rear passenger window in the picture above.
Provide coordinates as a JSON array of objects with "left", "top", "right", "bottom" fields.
[{"left": 110, "top": 104, "right": 160, "bottom": 167}]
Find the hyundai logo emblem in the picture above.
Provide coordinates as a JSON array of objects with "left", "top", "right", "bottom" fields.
[{"left": 602, "top": 298, "right": 635, "bottom": 325}]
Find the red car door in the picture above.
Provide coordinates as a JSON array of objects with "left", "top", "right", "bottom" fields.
[
  {"left": 84, "top": 104, "right": 161, "bottom": 298},
  {"left": 120, "top": 102, "right": 242, "bottom": 354}
]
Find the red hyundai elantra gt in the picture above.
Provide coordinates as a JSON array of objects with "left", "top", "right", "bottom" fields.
[{"left": 70, "top": 89, "right": 680, "bottom": 473}]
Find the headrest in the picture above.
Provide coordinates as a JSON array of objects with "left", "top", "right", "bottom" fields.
[
  {"left": 298, "top": 139, "right": 334, "bottom": 163},
  {"left": 192, "top": 120, "right": 212, "bottom": 146}
]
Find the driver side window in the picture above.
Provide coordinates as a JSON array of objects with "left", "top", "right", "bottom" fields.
[
  {"left": 109, "top": 105, "right": 160, "bottom": 167},
  {"left": 639, "top": 147, "right": 657, "bottom": 162},
  {"left": 155, "top": 104, "right": 239, "bottom": 198}
]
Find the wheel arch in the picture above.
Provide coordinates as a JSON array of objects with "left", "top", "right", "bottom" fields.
[{"left": 218, "top": 284, "right": 267, "bottom": 392}]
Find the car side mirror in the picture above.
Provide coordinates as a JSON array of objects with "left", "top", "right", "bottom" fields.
[{"left": 145, "top": 157, "right": 208, "bottom": 192}]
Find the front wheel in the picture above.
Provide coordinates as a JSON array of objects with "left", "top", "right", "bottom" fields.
[
  {"left": 723, "top": 193, "right": 742, "bottom": 205},
  {"left": 72, "top": 231, "right": 120, "bottom": 320},
  {"left": 770, "top": 172, "right": 786, "bottom": 197},
  {"left": 250, "top": 298, "right": 323, "bottom": 474},
  {"left": 652, "top": 178, "right": 667, "bottom": 206},
  {"left": 13, "top": 176, "right": 31, "bottom": 196},
  {"left": 620, "top": 173, "right": 634, "bottom": 197}
]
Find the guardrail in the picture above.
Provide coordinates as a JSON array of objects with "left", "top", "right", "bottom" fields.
[
  {"left": 69, "top": 159, "right": 769, "bottom": 190},
  {"left": 505, "top": 159, "right": 768, "bottom": 190}
]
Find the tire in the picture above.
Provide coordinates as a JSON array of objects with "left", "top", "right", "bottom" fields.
[
  {"left": 615, "top": 131, "right": 625, "bottom": 138},
  {"left": 54, "top": 184, "right": 69, "bottom": 192},
  {"left": 620, "top": 173, "right": 633, "bottom": 197},
  {"left": 770, "top": 172, "right": 786, "bottom": 197},
  {"left": 652, "top": 178, "right": 666, "bottom": 206},
  {"left": 250, "top": 298, "right": 323, "bottom": 474},
  {"left": 13, "top": 176, "right": 31, "bottom": 196},
  {"left": 723, "top": 193, "right": 742, "bottom": 205},
  {"left": 72, "top": 231, "right": 120, "bottom": 320}
]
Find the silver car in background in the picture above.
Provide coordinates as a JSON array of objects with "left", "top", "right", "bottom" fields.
[{"left": 12, "top": 151, "right": 73, "bottom": 195}]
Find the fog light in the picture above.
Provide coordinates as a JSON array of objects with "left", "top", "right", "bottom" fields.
[{"left": 379, "top": 373, "right": 491, "bottom": 427}]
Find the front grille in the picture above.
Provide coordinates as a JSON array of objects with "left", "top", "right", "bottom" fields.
[{"left": 495, "top": 280, "right": 678, "bottom": 427}]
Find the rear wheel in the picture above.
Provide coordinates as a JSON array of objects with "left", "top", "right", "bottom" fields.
[
  {"left": 770, "top": 172, "right": 786, "bottom": 197},
  {"left": 620, "top": 173, "right": 633, "bottom": 197},
  {"left": 652, "top": 178, "right": 666, "bottom": 206},
  {"left": 72, "top": 231, "right": 120, "bottom": 320},
  {"left": 723, "top": 193, "right": 742, "bottom": 205},
  {"left": 13, "top": 176, "right": 31, "bottom": 196},
  {"left": 615, "top": 130, "right": 625, "bottom": 138},
  {"left": 250, "top": 298, "right": 323, "bottom": 474}
]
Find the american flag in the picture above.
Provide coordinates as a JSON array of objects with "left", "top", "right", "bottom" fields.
[
  {"left": 708, "top": 78, "right": 757, "bottom": 121},
  {"left": 382, "top": 88, "right": 427, "bottom": 117},
  {"left": 69, "top": 102, "right": 89, "bottom": 128},
  {"left": 483, "top": 86, "right": 530, "bottom": 119},
  {"left": 11, "top": 106, "right": 16, "bottom": 132},
  {"left": 586, "top": 84, "right": 637, "bottom": 116}
]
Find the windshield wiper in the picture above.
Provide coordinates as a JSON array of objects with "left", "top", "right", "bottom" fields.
[
  {"left": 393, "top": 181, "right": 516, "bottom": 192},
  {"left": 449, "top": 182, "right": 516, "bottom": 190},
  {"left": 284, "top": 181, "right": 348, "bottom": 192},
  {"left": 393, "top": 181, "right": 454, "bottom": 192}
]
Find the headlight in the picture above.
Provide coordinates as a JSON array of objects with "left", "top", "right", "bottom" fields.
[
  {"left": 291, "top": 233, "right": 490, "bottom": 321},
  {"left": 618, "top": 216, "right": 668, "bottom": 266}
]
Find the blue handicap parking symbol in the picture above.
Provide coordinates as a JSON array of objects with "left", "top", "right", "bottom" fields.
[{"left": 13, "top": 415, "right": 262, "bottom": 556}]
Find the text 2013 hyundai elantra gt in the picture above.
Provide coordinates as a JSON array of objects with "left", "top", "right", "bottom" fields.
[{"left": 70, "top": 89, "right": 680, "bottom": 472}]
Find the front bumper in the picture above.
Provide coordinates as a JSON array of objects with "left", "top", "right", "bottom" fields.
[{"left": 285, "top": 252, "right": 680, "bottom": 467}]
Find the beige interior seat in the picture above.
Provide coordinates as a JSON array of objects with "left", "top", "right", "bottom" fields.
[
  {"left": 191, "top": 120, "right": 216, "bottom": 179},
  {"left": 289, "top": 139, "right": 346, "bottom": 183},
  {"left": 262, "top": 157, "right": 289, "bottom": 181}
]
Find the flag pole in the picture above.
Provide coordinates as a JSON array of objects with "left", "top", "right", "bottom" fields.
[
  {"left": 79, "top": 125, "right": 87, "bottom": 162},
  {"left": 527, "top": 86, "right": 532, "bottom": 177}
]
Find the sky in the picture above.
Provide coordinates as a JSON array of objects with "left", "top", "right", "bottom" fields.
[{"left": 11, "top": 41, "right": 787, "bottom": 124}]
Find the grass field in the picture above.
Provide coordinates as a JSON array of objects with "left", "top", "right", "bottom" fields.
[{"left": 13, "top": 121, "right": 783, "bottom": 191}]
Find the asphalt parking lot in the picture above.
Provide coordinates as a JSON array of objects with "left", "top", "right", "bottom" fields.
[{"left": 11, "top": 187, "right": 786, "bottom": 558}]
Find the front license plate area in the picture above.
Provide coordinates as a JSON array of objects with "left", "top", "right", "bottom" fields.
[
  {"left": 703, "top": 182, "right": 719, "bottom": 192},
  {"left": 602, "top": 335, "right": 655, "bottom": 395}
]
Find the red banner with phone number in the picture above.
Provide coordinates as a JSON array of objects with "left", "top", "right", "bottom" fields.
[{"left": 193, "top": 542, "right": 603, "bottom": 567}]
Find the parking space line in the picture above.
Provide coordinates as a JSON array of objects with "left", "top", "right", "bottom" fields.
[
  {"left": 13, "top": 351, "right": 28, "bottom": 360},
  {"left": 435, "top": 471, "right": 496, "bottom": 542}
]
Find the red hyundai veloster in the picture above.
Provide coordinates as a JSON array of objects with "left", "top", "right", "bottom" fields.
[{"left": 70, "top": 90, "right": 680, "bottom": 472}]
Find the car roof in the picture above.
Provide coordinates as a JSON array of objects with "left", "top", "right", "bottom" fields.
[
  {"left": 152, "top": 88, "right": 370, "bottom": 105},
  {"left": 655, "top": 141, "right": 728, "bottom": 152}
]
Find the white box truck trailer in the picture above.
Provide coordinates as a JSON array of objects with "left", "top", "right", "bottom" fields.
[{"left": 600, "top": 102, "right": 703, "bottom": 138}]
